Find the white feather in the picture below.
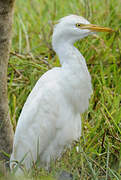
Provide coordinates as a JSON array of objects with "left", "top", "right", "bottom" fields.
[{"left": 10, "top": 15, "right": 93, "bottom": 174}]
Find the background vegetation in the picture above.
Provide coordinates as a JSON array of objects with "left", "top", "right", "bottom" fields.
[{"left": 2, "top": 0, "right": 121, "bottom": 179}]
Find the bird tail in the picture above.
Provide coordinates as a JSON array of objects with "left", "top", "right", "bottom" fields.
[{"left": 10, "top": 154, "right": 25, "bottom": 176}]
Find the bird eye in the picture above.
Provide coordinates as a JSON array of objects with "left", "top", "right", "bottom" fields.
[{"left": 76, "top": 23, "right": 84, "bottom": 27}]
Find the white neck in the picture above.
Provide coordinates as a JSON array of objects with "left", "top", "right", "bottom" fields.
[
  {"left": 53, "top": 41, "right": 92, "bottom": 113},
  {"left": 55, "top": 41, "right": 89, "bottom": 75}
]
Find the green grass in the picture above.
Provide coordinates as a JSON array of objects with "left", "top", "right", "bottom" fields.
[{"left": 3, "top": 0, "right": 121, "bottom": 179}]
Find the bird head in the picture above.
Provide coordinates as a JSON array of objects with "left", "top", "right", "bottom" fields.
[{"left": 52, "top": 15, "right": 114, "bottom": 52}]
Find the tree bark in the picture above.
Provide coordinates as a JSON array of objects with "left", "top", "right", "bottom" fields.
[{"left": 0, "top": 0, "right": 15, "bottom": 163}]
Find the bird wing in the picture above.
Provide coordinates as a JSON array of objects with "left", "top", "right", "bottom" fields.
[{"left": 11, "top": 67, "right": 63, "bottom": 166}]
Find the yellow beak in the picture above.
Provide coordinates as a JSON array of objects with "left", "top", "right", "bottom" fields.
[{"left": 81, "top": 24, "right": 114, "bottom": 33}]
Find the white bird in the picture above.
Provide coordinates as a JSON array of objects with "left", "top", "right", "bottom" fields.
[{"left": 10, "top": 15, "right": 113, "bottom": 175}]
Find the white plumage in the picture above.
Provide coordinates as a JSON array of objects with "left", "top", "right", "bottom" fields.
[{"left": 10, "top": 15, "right": 113, "bottom": 175}]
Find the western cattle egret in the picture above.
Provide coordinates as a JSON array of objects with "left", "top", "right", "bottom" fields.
[{"left": 10, "top": 15, "right": 113, "bottom": 175}]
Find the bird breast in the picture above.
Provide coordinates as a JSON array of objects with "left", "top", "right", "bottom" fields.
[{"left": 60, "top": 64, "right": 93, "bottom": 113}]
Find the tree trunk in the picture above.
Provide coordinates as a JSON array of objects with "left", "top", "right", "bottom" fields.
[{"left": 0, "top": 0, "right": 15, "bottom": 163}]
